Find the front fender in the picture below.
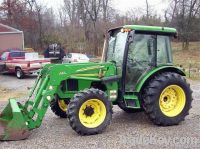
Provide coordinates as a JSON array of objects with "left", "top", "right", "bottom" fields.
[{"left": 135, "top": 65, "right": 185, "bottom": 92}]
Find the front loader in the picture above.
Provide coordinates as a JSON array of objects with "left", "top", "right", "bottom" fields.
[{"left": 0, "top": 25, "right": 193, "bottom": 140}]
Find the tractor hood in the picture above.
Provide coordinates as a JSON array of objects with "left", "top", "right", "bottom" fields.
[{"left": 41, "top": 62, "right": 117, "bottom": 85}]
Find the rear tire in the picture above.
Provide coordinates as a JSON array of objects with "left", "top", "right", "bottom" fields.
[
  {"left": 143, "top": 72, "right": 192, "bottom": 126},
  {"left": 67, "top": 88, "right": 112, "bottom": 135},
  {"left": 15, "top": 68, "right": 24, "bottom": 79}
]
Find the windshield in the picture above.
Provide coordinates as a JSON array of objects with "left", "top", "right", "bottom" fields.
[{"left": 106, "top": 30, "right": 128, "bottom": 66}]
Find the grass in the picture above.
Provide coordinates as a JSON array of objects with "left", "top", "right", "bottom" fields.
[
  {"left": 172, "top": 41, "right": 200, "bottom": 80},
  {"left": 172, "top": 42, "right": 200, "bottom": 67}
]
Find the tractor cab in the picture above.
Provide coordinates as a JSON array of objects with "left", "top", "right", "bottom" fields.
[{"left": 104, "top": 25, "right": 177, "bottom": 92}]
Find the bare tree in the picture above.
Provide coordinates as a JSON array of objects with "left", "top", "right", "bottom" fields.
[
  {"left": 78, "top": 0, "right": 90, "bottom": 41},
  {"left": 102, "top": 0, "right": 109, "bottom": 21},
  {"left": 2, "top": 0, "right": 200, "bottom": 55},
  {"left": 165, "top": 0, "right": 200, "bottom": 50},
  {"left": 83, "top": 0, "right": 102, "bottom": 55},
  {"left": 63, "top": 0, "right": 79, "bottom": 26},
  {"left": 145, "top": 0, "right": 149, "bottom": 20},
  {"left": 33, "top": 1, "right": 43, "bottom": 48}
]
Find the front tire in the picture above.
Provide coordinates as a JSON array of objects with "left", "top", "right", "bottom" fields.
[
  {"left": 67, "top": 88, "right": 112, "bottom": 135},
  {"left": 143, "top": 72, "right": 192, "bottom": 126}
]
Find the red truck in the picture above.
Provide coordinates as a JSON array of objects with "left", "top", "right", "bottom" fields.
[{"left": 0, "top": 50, "right": 50, "bottom": 79}]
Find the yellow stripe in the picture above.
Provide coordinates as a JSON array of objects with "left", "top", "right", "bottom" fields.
[
  {"left": 76, "top": 66, "right": 104, "bottom": 72},
  {"left": 73, "top": 74, "right": 100, "bottom": 77}
]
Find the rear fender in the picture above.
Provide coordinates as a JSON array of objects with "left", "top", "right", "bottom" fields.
[{"left": 135, "top": 65, "right": 185, "bottom": 93}]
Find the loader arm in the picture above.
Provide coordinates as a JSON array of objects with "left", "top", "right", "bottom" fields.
[
  {"left": 0, "top": 65, "right": 63, "bottom": 140},
  {"left": 22, "top": 64, "right": 81, "bottom": 129},
  {"left": 0, "top": 62, "right": 117, "bottom": 140}
]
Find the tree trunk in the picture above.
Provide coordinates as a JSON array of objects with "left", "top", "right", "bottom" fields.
[
  {"left": 182, "top": 40, "right": 189, "bottom": 50},
  {"left": 92, "top": 22, "right": 98, "bottom": 56}
]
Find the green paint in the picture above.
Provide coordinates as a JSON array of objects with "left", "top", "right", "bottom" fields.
[
  {"left": 123, "top": 25, "right": 177, "bottom": 34},
  {"left": 124, "top": 94, "right": 140, "bottom": 108},
  {"left": 135, "top": 65, "right": 185, "bottom": 92}
]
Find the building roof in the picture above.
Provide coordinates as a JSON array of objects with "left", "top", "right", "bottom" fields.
[
  {"left": 0, "top": 23, "right": 22, "bottom": 33},
  {"left": 123, "top": 25, "right": 177, "bottom": 34}
]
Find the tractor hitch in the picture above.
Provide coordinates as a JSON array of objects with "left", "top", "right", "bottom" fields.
[{"left": 0, "top": 99, "right": 31, "bottom": 141}]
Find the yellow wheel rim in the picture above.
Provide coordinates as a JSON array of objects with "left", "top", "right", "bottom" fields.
[
  {"left": 159, "top": 85, "right": 186, "bottom": 117},
  {"left": 79, "top": 99, "right": 106, "bottom": 128},
  {"left": 58, "top": 100, "right": 67, "bottom": 112}
]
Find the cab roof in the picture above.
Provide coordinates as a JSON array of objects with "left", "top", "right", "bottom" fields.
[
  {"left": 123, "top": 25, "right": 176, "bottom": 34},
  {"left": 108, "top": 25, "right": 177, "bottom": 36}
]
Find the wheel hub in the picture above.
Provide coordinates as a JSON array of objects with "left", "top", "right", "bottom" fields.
[
  {"left": 79, "top": 99, "right": 106, "bottom": 128},
  {"left": 84, "top": 106, "right": 94, "bottom": 116},
  {"left": 160, "top": 89, "right": 178, "bottom": 110},
  {"left": 58, "top": 100, "right": 67, "bottom": 112},
  {"left": 159, "top": 85, "right": 186, "bottom": 117},
  {"left": 16, "top": 71, "right": 21, "bottom": 77}
]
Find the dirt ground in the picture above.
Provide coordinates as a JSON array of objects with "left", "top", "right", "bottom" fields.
[
  {"left": 0, "top": 74, "right": 35, "bottom": 100},
  {"left": 0, "top": 74, "right": 200, "bottom": 148}
]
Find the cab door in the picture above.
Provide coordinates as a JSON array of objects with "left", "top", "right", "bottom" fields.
[{"left": 124, "top": 33, "right": 156, "bottom": 92}]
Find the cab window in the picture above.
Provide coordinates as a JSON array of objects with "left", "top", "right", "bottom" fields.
[
  {"left": 157, "top": 35, "right": 173, "bottom": 64},
  {"left": 125, "top": 34, "right": 156, "bottom": 91}
]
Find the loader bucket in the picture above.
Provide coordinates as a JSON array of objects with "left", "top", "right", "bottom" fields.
[{"left": 0, "top": 99, "right": 31, "bottom": 141}]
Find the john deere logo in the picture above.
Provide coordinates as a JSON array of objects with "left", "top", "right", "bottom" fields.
[{"left": 59, "top": 72, "right": 67, "bottom": 75}]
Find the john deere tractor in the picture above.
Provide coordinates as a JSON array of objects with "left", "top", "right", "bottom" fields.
[{"left": 0, "top": 25, "right": 192, "bottom": 140}]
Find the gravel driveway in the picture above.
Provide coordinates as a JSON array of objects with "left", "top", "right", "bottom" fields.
[{"left": 0, "top": 75, "right": 200, "bottom": 148}]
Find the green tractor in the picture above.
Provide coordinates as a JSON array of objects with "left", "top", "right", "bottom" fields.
[{"left": 0, "top": 25, "right": 193, "bottom": 140}]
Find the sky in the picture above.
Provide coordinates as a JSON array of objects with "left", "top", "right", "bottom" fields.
[
  {"left": 41, "top": 0, "right": 170, "bottom": 17},
  {"left": 113, "top": 0, "right": 169, "bottom": 15},
  {"left": 0, "top": 0, "right": 170, "bottom": 17}
]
